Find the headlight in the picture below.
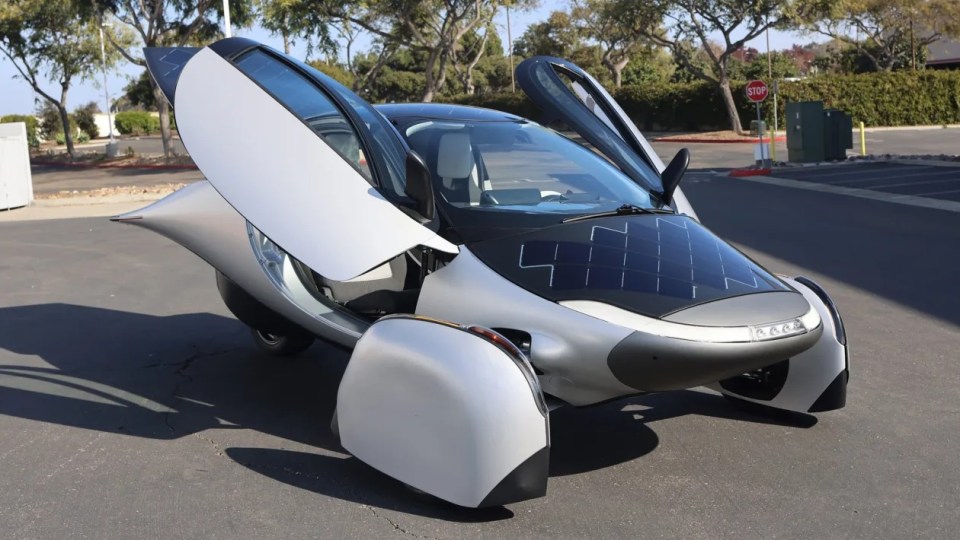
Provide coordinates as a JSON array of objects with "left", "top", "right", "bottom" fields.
[{"left": 751, "top": 318, "right": 806, "bottom": 341}]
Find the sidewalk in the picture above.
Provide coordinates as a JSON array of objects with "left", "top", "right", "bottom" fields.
[{"left": 0, "top": 196, "right": 160, "bottom": 223}]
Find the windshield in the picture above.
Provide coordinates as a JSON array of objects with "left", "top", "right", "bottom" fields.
[{"left": 404, "top": 120, "right": 656, "bottom": 215}]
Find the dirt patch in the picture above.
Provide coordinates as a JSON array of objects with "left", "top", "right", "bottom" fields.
[
  {"left": 35, "top": 183, "right": 186, "bottom": 200},
  {"left": 656, "top": 130, "right": 777, "bottom": 141},
  {"left": 31, "top": 150, "right": 195, "bottom": 168}
]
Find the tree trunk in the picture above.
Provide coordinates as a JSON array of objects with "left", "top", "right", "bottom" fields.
[
  {"left": 718, "top": 77, "right": 743, "bottom": 134},
  {"left": 151, "top": 80, "right": 174, "bottom": 157},
  {"left": 462, "top": 30, "right": 489, "bottom": 95},
  {"left": 58, "top": 85, "right": 74, "bottom": 159},
  {"left": 601, "top": 57, "right": 623, "bottom": 88},
  {"left": 421, "top": 48, "right": 442, "bottom": 102}
]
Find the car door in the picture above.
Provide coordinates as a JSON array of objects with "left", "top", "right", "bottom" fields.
[
  {"left": 515, "top": 57, "right": 669, "bottom": 183},
  {"left": 169, "top": 39, "right": 456, "bottom": 282}
]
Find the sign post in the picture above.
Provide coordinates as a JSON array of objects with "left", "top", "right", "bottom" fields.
[{"left": 746, "top": 80, "right": 769, "bottom": 166}]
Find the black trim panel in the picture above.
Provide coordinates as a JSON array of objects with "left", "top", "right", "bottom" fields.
[
  {"left": 608, "top": 326, "right": 820, "bottom": 392},
  {"left": 478, "top": 446, "right": 550, "bottom": 507},
  {"left": 808, "top": 370, "right": 848, "bottom": 412},
  {"left": 795, "top": 276, "right": 847, "bottom": 346}
]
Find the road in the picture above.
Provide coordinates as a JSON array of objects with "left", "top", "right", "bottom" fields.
[
  {"left": 1, "top": 168, "right": 958, "bottom": 538},
  {"left": 649, "top": 127, "right": 960, "bottom": 170}
]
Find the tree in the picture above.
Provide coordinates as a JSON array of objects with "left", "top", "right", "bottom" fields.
[
  {"left": 122, "top": 70, "right": 157, "bottom": 110},
  {"left": 0, "top": 0, "right": 126, "bottom": 157},
  {"left": 784, "top": 43, "right": 818, "bottom": 75},
  {"left": 453, "top": 24, "right": 495, "bottom": 94},
  {"left": 335, "top": 0, "right": 507, "bottom": 102},
  {"left": 637, "top": 0, "right": 821, "bottom": 134},
  {"left": 259, "top": 0, "right": 336, "bottom": 56},
  {"left": 743, "top": 51, "right": 800, "bottom": 79},
  {"left": 569, "top": 0, "right": 664, "bottom": 87},
  {"left": 513, "top": 10, "right": 583, "bottom": 58},
  {"left": 99, "top": 0, "right": 255, "bottom": 157},
  {"left": 807, "top": 0, "right": 960, "bottom": 71},
  {"left": 621, "top": 49, "right": 676, "bottom": 84}
]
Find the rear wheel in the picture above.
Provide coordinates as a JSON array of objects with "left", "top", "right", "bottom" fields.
[{"left": 249, "top": 327, "right": 315, "bottom": 357}]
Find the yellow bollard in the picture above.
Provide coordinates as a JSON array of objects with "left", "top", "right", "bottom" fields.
[
  {"left": 860, "top": 121, "right": 866, "bottom": 155},
  {"left": 769, "top": 125, "right": 776, "bottom": 162}
]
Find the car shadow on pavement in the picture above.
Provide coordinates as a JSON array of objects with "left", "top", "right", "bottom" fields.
[{"left": 0, "top": 303, "right": 814, "bottom": 519}]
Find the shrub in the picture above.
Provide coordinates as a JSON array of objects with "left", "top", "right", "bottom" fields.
[
  {"left": 73, "top": 102, "right": 100, "bottom": 140},
  {"left": 115, "top": 111, "right": 160, "bottom": 135},
  {"left": 773, "top": 71, "right": 960, "bottom": 127},
  {"left": 37, "top": 102, "right": 64, "bottom": 139},
  {"left": 0, "top": 115, "right": 40, "bottom": 148}
]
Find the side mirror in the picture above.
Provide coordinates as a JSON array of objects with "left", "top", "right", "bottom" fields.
[
  {"left": 661, "top": 148, "right": 690, "bottom": 206},
  {"left": 404, "top": 150, "right": 435, "bottom": 223}
]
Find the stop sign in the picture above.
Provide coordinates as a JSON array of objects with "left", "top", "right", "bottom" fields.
[{"left": 746, "top": 80, "right": 768, "bottom": 103}]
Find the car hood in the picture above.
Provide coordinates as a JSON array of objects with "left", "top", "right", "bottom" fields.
[{"left": 467, "top": 214, "right": 801, "bottom": 320}]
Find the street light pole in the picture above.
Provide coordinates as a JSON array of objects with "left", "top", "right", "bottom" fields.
[
  {"left": 98, "top": 20, "right": 118, "bottom": 157},
  {"left": 766, "top": 27, "right": 778, "bottom": 163},
  {"left": 223, "top": 0, "right": 232, "bottom": 38},
  {"left": 507, "top": 5, "right": 514, "bottom": 93}
]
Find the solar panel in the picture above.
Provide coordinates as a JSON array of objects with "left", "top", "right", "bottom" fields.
[{"left": 517, "top": 217, "right": 778, "bottom": 300}]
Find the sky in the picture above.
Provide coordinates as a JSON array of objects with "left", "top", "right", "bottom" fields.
[{"left": 0, "top": 5, "right": 820, "bottom": 117}]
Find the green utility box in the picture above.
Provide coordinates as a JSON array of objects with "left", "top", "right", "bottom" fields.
[
  {"left": 823, "top": 109, "right": 854, "bottom": 160},
  {"left": 786, "top": 101, "right": 825, "bottom": 163},
  {"left": 787, "top": 101, "right": 855, "bottom": 163}
]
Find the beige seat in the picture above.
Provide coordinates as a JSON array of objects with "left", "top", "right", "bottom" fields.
[{"left": 435, "top": 132, "right": 481, "bottom": 205}]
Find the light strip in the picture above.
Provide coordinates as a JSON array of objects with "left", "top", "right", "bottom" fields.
[{"left": 561, "top": 299, "right": 821, "bottom": 344}]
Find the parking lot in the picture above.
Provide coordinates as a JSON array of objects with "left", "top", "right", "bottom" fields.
[
  {"left": 1, "top": 168, "right": 959, "bottom": 538},
  {"left": 770, "top": 162, "right": 960, "bottom": 202}
]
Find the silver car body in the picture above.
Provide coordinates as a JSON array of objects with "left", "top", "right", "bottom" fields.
[{"left": 116, "top": 38, "right": 849, "bottom": 508}]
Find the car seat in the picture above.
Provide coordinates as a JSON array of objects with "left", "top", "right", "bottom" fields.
[{"left": 435, "top": 132, "right": 482, "bottom": 205}]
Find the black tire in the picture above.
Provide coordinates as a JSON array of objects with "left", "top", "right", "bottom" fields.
[{"left": 249, "top": 327, "right": 315, "bottom": 357}]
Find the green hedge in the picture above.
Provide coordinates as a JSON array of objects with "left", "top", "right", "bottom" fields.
[
  {"left": 444, "top": 70, "right": 960, "bottom": 130},
  {"left": 115, "top": 111, "right": 160, "bottom": 135},
  {"left": 774, "top": 71, "right": 960, "bottom": 127},
  {"left": 0, "top": 115, "right": 40, "bottom": 148}
]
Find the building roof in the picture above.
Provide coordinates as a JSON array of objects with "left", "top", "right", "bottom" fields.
[{"left": 927, "top": 37, "right": 960, "bottom": 66}]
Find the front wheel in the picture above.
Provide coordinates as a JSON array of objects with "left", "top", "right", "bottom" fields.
[{"left": 249, "top": 327, "right": 315, "bottom": 357}]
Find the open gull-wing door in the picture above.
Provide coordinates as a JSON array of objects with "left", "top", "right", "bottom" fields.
[
  {"left": 516, "top": 56, "right": 666, "bottom": 174},
  {"left": 171, "top": 38, "right": 456, "bottom": 281},
  {"left": 516, "top": 56, "right": 700, "bottom": 217}
]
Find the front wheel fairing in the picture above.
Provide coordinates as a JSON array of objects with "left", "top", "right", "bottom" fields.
[{"left": 468, "top": 214, "right": 794, "bottom": 320}]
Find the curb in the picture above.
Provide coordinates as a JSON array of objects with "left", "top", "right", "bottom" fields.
[
  {"left": 31, "top": 192, "right": 172, "bottom": 206},
  {"left": 653, "top": 136, "right": 786, "bottom": 144},
  {"left": 31, "top": 159, "right": 198, "bottom": 171},
  {"left": 729, "top": 168, "right": 773, "bottom": 177}
]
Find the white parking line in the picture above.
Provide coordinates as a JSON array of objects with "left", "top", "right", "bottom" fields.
[
  {"left": 776, "top": 165, "right": 931, "bottom": 181},
  {"left": 864, "top": 177, "right": 960, "bottom": 190},
  {"left": 827, "top": 169, "right": 960, "bottom": 186},
  {"left": 735, "top": 175, "right": 960, "bottom": 213},
  {"left": 916, "top": 188, "right": 960, "bottom": 197}
]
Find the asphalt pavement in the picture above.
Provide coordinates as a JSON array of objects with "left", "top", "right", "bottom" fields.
[
  {"left": 769, "top": 162, "right": 960, "bottom": 202},
  {"left": 1, "top": 169, "right": 958, "bottom": 538}
]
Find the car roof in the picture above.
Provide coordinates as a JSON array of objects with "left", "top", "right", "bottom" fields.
[{"left": 374, "top": 103, "right": 525, "bottom": 123}]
